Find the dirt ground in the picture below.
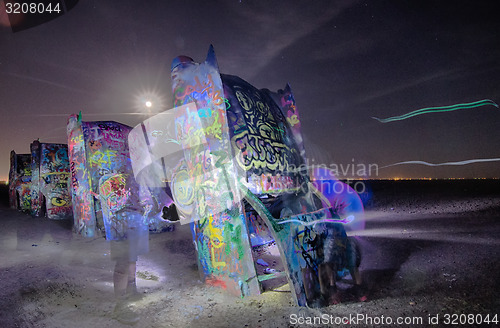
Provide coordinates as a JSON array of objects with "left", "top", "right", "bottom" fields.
[{"left": 0, "top": 180, "right": 499, "bottom": 328}]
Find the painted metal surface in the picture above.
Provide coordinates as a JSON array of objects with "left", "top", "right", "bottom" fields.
[
  {"left": 30, "top": 141, "right": 41, "bottom": 216},
  {"left": 67, "top": 114, "right": 134, "bottom": 236},
  {"left": 167, "top": 46, "right": 356, "bottom": 307},
  {"left": 222, "top": 73, "right": 307, "bottom": 195},
  {"left": 10, "top": 143, "right": 72, "bottom": 220},
  {"left": 67, "top": 113, "right": 172, "bottom": 237},
  {"left": 9, "top": 151, "right": 32, "bottom": 211},
  {"left": 170, "top": 47, "right": 260, "bottom": 297},
  {"left": 67, "top": 114, "right": 97, "bottom": 237},
  {"left": 99, "top": 173, "right": 151, "bottom": 241},
  {"left": 30, "top": 140, "right": 72, "bottom": 220}
]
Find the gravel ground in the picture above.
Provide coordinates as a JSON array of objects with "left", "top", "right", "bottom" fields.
[{"left": 0, "top": 180, "right": 499, "bottom": 328}]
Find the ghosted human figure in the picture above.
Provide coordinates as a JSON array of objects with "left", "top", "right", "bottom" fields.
[
  {"left": 318, "top": 223, "right": 365, "bottom": 304},
  {"left": 99, "top": 173, "right": 152, "bottom": 324}
]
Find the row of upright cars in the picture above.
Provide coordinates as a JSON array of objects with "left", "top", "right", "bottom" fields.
[{"left": 9, "top": 46, "right": 364, "bottom": 307}]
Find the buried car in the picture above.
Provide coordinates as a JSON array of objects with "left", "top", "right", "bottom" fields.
[{"left": 128, "top": 46, "right": 365, "bottom": 307}]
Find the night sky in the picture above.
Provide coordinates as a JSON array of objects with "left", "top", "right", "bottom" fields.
[{"left": 1, "top": 0, "right": 499, "bottom": 181}]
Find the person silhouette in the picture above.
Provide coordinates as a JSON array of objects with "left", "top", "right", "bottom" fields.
[{"left": 99, "top": 173, "right": 152, "bottom": 324}]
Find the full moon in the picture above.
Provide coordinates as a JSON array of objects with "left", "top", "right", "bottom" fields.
[{"left": 145, "top": 101, "right": 152, "bottom": 108}]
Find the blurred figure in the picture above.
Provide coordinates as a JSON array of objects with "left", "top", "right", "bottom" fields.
[
  {"left": 318, "top": 223, "right": 365, "bottom": 304},
  {"left": 99, "top": 174, "right": 152, "bottom": 324}
]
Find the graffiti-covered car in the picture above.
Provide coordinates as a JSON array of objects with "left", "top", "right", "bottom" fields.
[
  {"left": 10, "top": 142, "right": 73, "bottom": 220},
  {"left": 67, "top": 114, "right": 173, "bottom": 237},
  {"left": 9, "top": 151, "right": 32, "bottom": 212},
  {"left": 129, "top": 46, "right": 364, "bottom": 307},
  {"left": 30, "top": 140, "right": 72, "bottom": 220}
]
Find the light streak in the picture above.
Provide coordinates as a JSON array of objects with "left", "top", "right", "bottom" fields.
[
  {"left": 277, "top": 215, "right": 354, "bottom": 226},
  {"left": 6, "top": 72, "right": 91, "bottom": 95},
  {"left": 21, "top": 112, "right": 164, "bottom": 117},
  {"left": 381, "top": 158, "right": 500, "bottom": 168},
  {"left": 372, "top": 99, "right": 498, "bottom": 123}
]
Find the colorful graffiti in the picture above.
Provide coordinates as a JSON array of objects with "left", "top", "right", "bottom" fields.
[
  {"left": 6, "top": 45, "right": 362, "bottom": 307},
  {"left": 67, "top": 115, "right": 134, "bottom": 236},
  {"left": 170, "top": 47, "right": 259, "bottom": 297},
  {"left": 222, "top": 74, "right": 306, "bottom": 194},
  {"left": 30, "top": 140, "right": 72, "bottom": 220},
  {"left": 30, "top": 141, "right": 41, "bottom": 216},
  {"left": 99, "top": 172, "right": 168, "bottom": 241},
  {"left": 99, "top": 173, "right": 131, "bottom": 240},
  {"left": 279, "top": 84, "right": 306, "bottom": 160},
  {"left": 165, "top": 46, "right": 360, "bottom": 307},
  {"left": 9, "top": 151, "right": 32, "bottom": 212},
  {"left": 67, "top": 113, "right": 97, "bottom": 237},
  {"left": 242, "top": 184, "right": 358, "bottom": 307},
  {"left": 10, "top": 142, "right": 72, "bottom": 220},
  {"left": 68, "top": 113, "right": 172, "bottom": 237}
]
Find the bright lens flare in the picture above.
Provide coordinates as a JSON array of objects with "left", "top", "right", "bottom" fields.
[{"left": 133, "top": 89, "right": 166, "bottom": 114}]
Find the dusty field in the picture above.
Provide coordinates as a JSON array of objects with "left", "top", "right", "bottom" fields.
[{"left": 0, "top": 180, "right": 499, "bottom": 328}]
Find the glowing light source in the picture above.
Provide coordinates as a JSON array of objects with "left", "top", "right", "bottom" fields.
[
  {"left": 310, "top": 167, "right": 366, "bottom": 232},
  {"left": 133, "top": 88, "right": 166, "bottom": 114},
  {"left": 372, "top": 99, "right": 498, "bottom": 123}
]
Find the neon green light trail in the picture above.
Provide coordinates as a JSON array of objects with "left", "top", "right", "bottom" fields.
[{"left": 372, "top": 99, "right": 498, "bottom": 123}]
